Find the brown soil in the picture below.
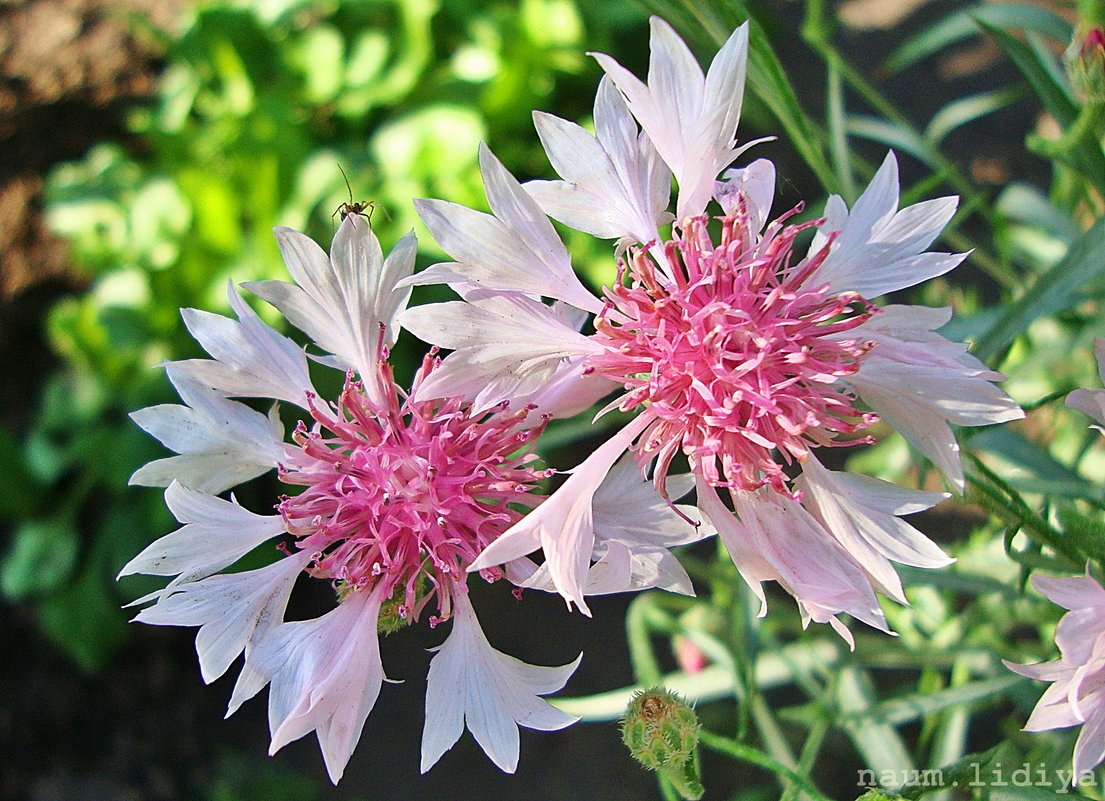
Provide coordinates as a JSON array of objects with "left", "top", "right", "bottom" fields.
[{"left": 0, "top": 0, "right": 178, "bottom": 300}]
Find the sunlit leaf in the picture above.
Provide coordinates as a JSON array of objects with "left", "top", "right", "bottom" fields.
[{"left": 885, "top": 5, "right": 1072, "bottom": 75}]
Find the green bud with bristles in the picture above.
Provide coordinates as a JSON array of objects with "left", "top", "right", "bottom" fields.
[{"left": 621, "top": 688, "right": 704, "bottom": 800}]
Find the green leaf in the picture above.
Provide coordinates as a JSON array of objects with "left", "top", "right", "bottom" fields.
[
  {"left": 827, "top": 61, "right": 856, "bottom": 200},
  {"left": 846, "top": 116, "right": 933, "bottom": 167},
  {"left": 973, "top": 214, "right": 1105, "bottom": 363},
  {"left": 0, "top": 428, "right": 45, "bottom": 519},
  {"left": 1056, "top": 503, "right": 1105, "bottom": 562},
  {"left": 835, "top": 666, "right": 914, "bottom": 776},
  {"left": 885, "top": 4, "right": 1072, "bottom": 75},
  {"left": 981, "top": 23, "right": 1075, "bottom": 124},
  {"left": 841, "top": 675, "right": 1025, "bottom": 728},
  {"left": 981, "top": 23, "right": 1105, "bottom": 193},
  {"left": 744, "top": 21, "right": 840, "bottom": 194},
  {"left": 924, "top": 86, "right": 1028, "bottom": 146},
  {"left": 37, "top": 555, "right": 127, "bottom": 673},
  {"left": 969, "top": 426, "right": 1105, "bottom": 506},
  {"left": 554, "top": 640, "right": 839, "bottom": 722},
  {"left": 0, "top": 519, "right": 79, "bottom": 599}
]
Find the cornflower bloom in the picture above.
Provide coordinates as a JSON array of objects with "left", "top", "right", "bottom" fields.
[
  {"left": 400, "top": 17, "right": 1023, "bottom": 641},
  {"left": 1004, "top": 340, "right": 1105, "bottom": 780},
  {"left": 1006, "top": 570, "right": 1105, "bottom": 780},
  {"left": 122, "top": 215, "right": 709, "bottom": 781}
]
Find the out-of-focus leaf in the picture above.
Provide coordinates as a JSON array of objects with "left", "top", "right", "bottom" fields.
[
  {"left": 554, "top": 640, "right": 838, "bottom": 722},
  {"left": 996, "top": 183, "right": 1078, "bottom": 244},
  {"left": 1056, "top": 504, "right": 1105, "bottom": 562},
  {"left": 846, "top": 116, "right": 933, "bottom": 167},
  {"left": 974, "top": 215, "right": 1105, "bottom": 362},
  {"left": 884, "top": 4, "right": 1072, "bottom": 75},
  {"left": 37, "top": 555, "right": 127, "bottom": 673},
  {"left": 744, "top": 20, "right": 839, "bottom": 194},
  {"left": 0, "top": 519, "right": 79, "bottom": 599},
  {"left": 982, "top": 23, "right": 1105, "bottom": 194},
  {"left": 835, "top": 666, "right": 914, "bottom": 777},
  {"left": 827, "top": 61, "right": 855, "bottom": 200},
  {"left": 840, "top": 675, "right": 1024, "bottom": 728},
  {"left": 0, "top": 428, "right": 45, "bottom": 519},
  {"left": 969, "top": 427, "right": 1105, "bottom": 505},
  {"left": 924, "top": 86, "right": 1027, "bottom": 146}
]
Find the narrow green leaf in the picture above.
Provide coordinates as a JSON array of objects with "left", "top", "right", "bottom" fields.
[
  {"left": 841, "top": 675, "right": 1025, "bottom": 728},
  {"left": 835, "top": 666, "right": 914, "bottom": 776},
  {"left": 827, "top": 61, "right": 856, "bottom": 200},
  {"left": 885, "top": 4, "right": 1073, "bottom": 75},
  {"left": 924, "top": 86, "right": 1028, "bottom": 146},
  {"left": 554, "top": 640, "right": 838, "bottom": 721},
  {"left": 969, "top": 426, "right": 1105, "bottom": 505},
  {"left": 745, "top": 23, "right": 841, "bottom": 194},
  {"left": 981, "top": 23, "right": 1105, "bottom": 192},
  {"left": 846, "top": 116, "right": 934, "bottom": 167},
  {"left": 973, "top": 214, "right": 1105, "bottom": 362},
  {"left": 982, "top": 22, "right": 1076, "bottom": 124}
]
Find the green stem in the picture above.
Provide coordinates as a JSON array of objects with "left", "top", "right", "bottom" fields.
[
  {"left": 966, "top": 456, "right": 1083, "bottom": 565},
  {"left": 626, "top": 594, "right": 664, "bottom": 687},
  {"left": 699, "top": 731, "right": 835, "bottom": 801},
  {"left": 781, "top": 719, "right": 830, "bottom": 801}
]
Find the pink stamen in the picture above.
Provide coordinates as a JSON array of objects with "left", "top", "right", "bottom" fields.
[
  {"left": 279, "top": 354, "right": 548, "bottom": 623},
  {"left": 587, "top": 211, "right": 878, "bottom": 496}
]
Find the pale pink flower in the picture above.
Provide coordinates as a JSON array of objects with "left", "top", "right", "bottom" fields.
[
  {"left": 1005, "top": 571, "right": 1105, "bottom": 779},
  {"left": 1067, "top": 337, "right": 1105, "bottom": 429},
  {"left": 125, "top": 216, "right": 679, "bottom": 782},
  {"left": 407, "top": 17, "right": 1022, "bottom": 642},
  {"left": 590, "top": 17, "right": 758, "bottom": 220}
]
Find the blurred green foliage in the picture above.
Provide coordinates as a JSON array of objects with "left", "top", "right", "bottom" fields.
[
  {"left": 4, "top": 0, "right": 647, "bottom": 672},
  {"left": 14, "top": 0, "right": 1105, "bottom": 797}
]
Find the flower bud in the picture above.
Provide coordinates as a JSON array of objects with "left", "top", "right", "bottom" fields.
[
  {"left": 621, "top": 688, "right": 704, "bottom": 799},
  {"left": 621, "top": 687, "right": 699, "bottom": 769},
  {"left": 1066, "top": 25, "right": 1105, "bottom": 102}
]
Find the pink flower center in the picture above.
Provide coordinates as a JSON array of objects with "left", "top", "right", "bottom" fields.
[
  {"left": 278, "top": 355, "right": 549, "bottom": 623},
  {"left": 586, "top": 212, "right": 878, "bottom": 496}
]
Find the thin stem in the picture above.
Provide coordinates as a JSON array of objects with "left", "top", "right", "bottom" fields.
[
  {"left": 698, "top": 731, "right": 835, "bottom": 801},
  {"left": 627, "top": 594, "right": 664, "bottom": 687}
]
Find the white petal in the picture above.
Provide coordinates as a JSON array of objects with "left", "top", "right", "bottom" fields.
[
  {"left": 412, "top": 146, "right": 602, "bottom": 313},
  {"left": 118, "top": 481, "right": 285, "bottom": 583},
  {"left": 251, "top": 587, "right": 387, "bottom": 784},
  {"left": 796, "top": 457, "right": 951, "bottom": 604},
  {"left": 513, "top": 356, "right": 618, "bottom": 423},
  {"left": 421, "top": 593, "right": 579, "bottom": 774},
  {"left": 592, "top": 19, "right": 750, "bottom": 220},
  {"left": 468, "top": 414, "right": 652, "bottom": 614},
  {"left": 1069, "top": 387, "right": 1105, "bottom": 429},
  {"left": 1032, "top": 571, "right": 1105, "bottom": 611},
  {"left": 716, "top": 159, "right": 775, "bottom": 233},
  {"left": 523, "top": 181, "right": 627, "bottom": 240},
  {"left": 847, "top": 354, "right": 1023, "bottom": 492},
  {"left": 254, "top": 219, "right": 416, "bottom": 398},
  {"left": 401, "top": 294, "right": 603, "bottom": 412},
  {"left": 527, "top": 77, "right": 671, "bottom": 248},
  {"left": 130, "top": 370, "right": 284, "bottom": 494},
  {"left": 808, "top": 153, "right": 967, "bottom": 297},
  {"left": 592, "top": 454, "right": 713, "bottom": 549},
  {"left": 134, "top": 549, "right": 309, "bottom": 684},
  {"left": 172, "top": 281, "right": 314, "bottom": 408},
  {"left": 519, "top": 541, "right": 695, "bottom": 597},
  {"left": 697, "top": 480, "right": 891, "bottom": 643}
]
